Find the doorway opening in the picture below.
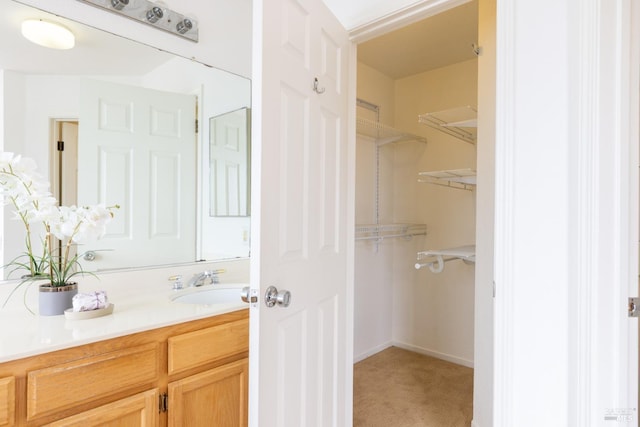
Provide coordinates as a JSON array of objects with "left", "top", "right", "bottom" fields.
[
  {"left": 51, "top": 119, "right": 79, "bottom": 264},
  {"left": 51, "top": 119, "right": 79, "bottom": 208},
  {"left": 353, "top": 1, "right": 479, "bottom": 424}
]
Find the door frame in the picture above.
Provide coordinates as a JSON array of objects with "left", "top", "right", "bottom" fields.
[
  {"left": 347, "top": 1, "right": 493, "bottom": 426},
  {"left": 347, "top": 0, "right": 640, "bottom": 425},
  {"left": 492, "top": 0, "right": 639, "bottom": 425}
]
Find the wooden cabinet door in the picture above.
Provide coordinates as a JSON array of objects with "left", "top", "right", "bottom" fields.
[
  {"left": 168, "top": 358, "right": 248, "bottom": 427},
  {"left": 0, "top": 377, "right": 14, "bottom": 427},
  {"left": 44, "top": 389, "right": 158, "bottom": 427}
]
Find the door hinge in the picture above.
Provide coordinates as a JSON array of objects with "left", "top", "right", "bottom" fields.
[
  {"left": 195, "top": 118, "right": 199, "bottom": 133},
  {"left": 159, "top": 392, "right": 168, "bottom": 413},
  {"left": 57, "top": 140, "right": 64, "bottom": 151},
  {"left": 628, "top": 297, "right": 639, "bottom": 318}
]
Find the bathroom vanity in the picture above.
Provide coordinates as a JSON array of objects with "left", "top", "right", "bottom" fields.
[
  {"left": 0, "top": 308, "right": 248, "bottom": 426},
  {"left": 0, "top": 258, "right": 250, "bottom": 427}
]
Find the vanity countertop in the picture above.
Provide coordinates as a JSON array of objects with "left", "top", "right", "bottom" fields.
[{"left": 0, "top": 267, "right": 249, "bottom": 363}]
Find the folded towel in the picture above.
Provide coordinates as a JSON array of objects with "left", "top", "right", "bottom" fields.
[{"left": 72, "top": 291, "right": 108, "bottom": 312}]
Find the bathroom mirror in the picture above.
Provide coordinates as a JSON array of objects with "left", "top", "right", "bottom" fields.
[{"left": 0, "top": 1, "right": 251, "bottom": 277}]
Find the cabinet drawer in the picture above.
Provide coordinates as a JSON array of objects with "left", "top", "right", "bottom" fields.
[
  {"left": 0, "top": 376, "right": 14, "bottom": 427},
  {"left": 27, "top": 343, "right": 159, "bottom": 420},
  {"left": 168, "top": 318, "right": 249, "bottom": 375}
]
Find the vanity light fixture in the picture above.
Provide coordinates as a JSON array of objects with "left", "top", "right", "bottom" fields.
[
  {"left": 146, "top": 6, "right": 164, "bottom": 23},
  {"left": 175, "top": 18, "right": 193, "bottom": 35},
  {"left": 21, "top": 19, "right": 75, "bottom": 50},
  {"left": 76, "top": 0, "right": 198, "bottom": 42},
  {"left": 110, "top": 0, "right": 128, "bottom": 10}
]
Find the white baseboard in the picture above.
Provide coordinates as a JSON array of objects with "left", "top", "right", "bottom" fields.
[
  {"left": 353, "top": 341, "right": 392, "bottom": 363},
  {"left": 392, "top": 341, "right": 474, "bottom": 368}
]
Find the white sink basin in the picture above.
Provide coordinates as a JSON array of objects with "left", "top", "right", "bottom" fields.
[{"left": 170, "top": 286, "right": 245, "bottom": 305}]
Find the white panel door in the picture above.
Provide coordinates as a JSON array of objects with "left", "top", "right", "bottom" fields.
[
  {"left": 78, "top": 80, "right": 197, "bottom": 270},
  {"left": 251, "top": 0, "right": 352, "bottom": 425}
]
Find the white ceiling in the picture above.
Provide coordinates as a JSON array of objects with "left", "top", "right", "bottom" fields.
[
  {"left": 322, "top": 0, "right": 428, "bottom": 31},
  {"left": 0, "top": 2, "right": 172, "bottom": 75},
  {"left": 356, "top": 0, "right": 478, "bottom": 79}
]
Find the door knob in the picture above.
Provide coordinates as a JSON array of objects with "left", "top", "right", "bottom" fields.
[{"left": 265, "top": 286, "right": 291, "bottom": 308}]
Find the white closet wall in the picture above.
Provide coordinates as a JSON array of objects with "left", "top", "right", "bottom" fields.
[
  {"left": 354, "top": 63, "right": 397, "bottom": 361},
  {"left": 354, "top": 63, "right": 394, "bottom": 361},
  {"left": 355, "top": 58, "right": 477, "bottom": 366}
]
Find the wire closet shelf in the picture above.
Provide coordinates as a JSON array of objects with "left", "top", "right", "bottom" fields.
[
  {"left": 355, "top": 106, "right": 428, "bottom": 247},
  {"left": 355, "top": 223, "right": 427, "bottom": 242},
  {"left": 418, "top": 105, "right": 477, "bottom": 145},
  {"left": 418, "top": 168, "right": 477, "bottom": 191},
  {"left": 356, "top": 117, "right": 427, "bottom": 146}
]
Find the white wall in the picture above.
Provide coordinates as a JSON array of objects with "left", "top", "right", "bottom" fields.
[
  {"left": 2, "top": 73, "right": 80, "bottom": 274},
  {"left": 473, "top": 0, "right": 494, "bottom": 424},
  {"left": 0, "top": 71, "right": 26, "bottom": 278},
  {"left": 354, "top": 62, "right": 396, "bottom": 361}
]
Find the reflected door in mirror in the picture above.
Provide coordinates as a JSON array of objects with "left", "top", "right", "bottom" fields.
[{"left": 77, "top": 79, "right": 197, "bottom": 270}]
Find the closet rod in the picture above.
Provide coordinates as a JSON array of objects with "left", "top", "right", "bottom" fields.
[{"left": 415, "top": 257, "right": 459, "bottom": 270}]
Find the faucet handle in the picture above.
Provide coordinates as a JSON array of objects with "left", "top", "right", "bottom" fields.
[
  {"left": 168, "top": 275, "right": 183, "bottom": 290},
  {"left": 210, "top": 269, "right": 226, "bottom": 284}
]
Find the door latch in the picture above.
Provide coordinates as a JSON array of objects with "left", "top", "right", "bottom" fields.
[
  {"left": 241, "top": 287, "right": 258, "bottom": 307},
  {"left": 628, "top": 297, "right": 639, "bottom": 317}
]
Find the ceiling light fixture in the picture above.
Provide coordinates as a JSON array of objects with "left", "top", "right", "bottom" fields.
[{"left": 21, "top": 19, "right": 75, "bottom": 50}]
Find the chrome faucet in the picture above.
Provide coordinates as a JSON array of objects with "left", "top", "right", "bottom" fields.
[{"left": 186, "top": 269, "right": 225, "bottom": 287}]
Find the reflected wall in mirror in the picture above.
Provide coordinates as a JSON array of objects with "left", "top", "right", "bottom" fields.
[{"left": 0, "top": 1, "right": 251, "bottom": 278}]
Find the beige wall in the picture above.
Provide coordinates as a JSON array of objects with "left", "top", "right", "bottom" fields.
[
  {"left": 356, "top": 62, "right": 396, "bottom": 126},
  {"left": 392, "top": 58, "right": 477, "bottom": 365},
  {"left": 354, "top": 57, "right": 477, "bottom": 365}
]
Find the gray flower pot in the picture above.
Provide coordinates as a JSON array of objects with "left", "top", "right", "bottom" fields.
[{"left": 38, "top": 283, "right": 78, "bottom": 316}]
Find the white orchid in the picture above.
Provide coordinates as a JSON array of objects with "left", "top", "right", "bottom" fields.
[
  {"left": 50, "top": 204, "right": 115, "bottom": 243},
  {"left": 0, "top": 152, "right": 118, "bottom": 287}
]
